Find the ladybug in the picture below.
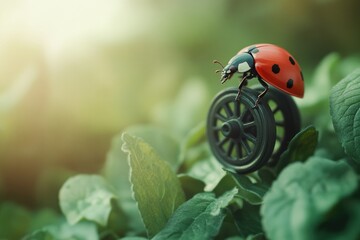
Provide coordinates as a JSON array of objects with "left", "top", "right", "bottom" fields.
[{"left": 214, "top": 43, "right": 304, "bottom": 107}]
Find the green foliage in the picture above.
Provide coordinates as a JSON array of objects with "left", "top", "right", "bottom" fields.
[
  {"left": 24, "top": 220, "right": 98, "bottom": 240},
  {"left": 232, "top": 202, "right": 262, "bottom": 238},
  {"left": 0, "top": 202, "right": 32, "bottom": 239},
  {"left": 178, "top": 122, "right": 225, "bottom": 191},
  {"left": 330, "top": 69, "right": 360, "bottom": 165},
  {"left": 276, "top": 126, "right": 318, "bottom": 173},
  {"left": 102, "top": 130, "right": 144, "bottom": 233},
  {"left": 122, "top": 133, "right": 186, "bottom": 238},
  {"left": 3, "top": 54, "right": 360, "bottom": 240},
  {"left": 226, "top": 171, "right": 268, "bottom": 205},
  {"left": 178, "top": 174, "right": 206, "bottom": 200},
  {"left": 124, "top": 125, "right": 181, "bottom": 170},
  {"left": 59, "top": 175, "right": 117, "bottom": 226},
  {"left": 261, "top": 157, "right": 359, "bottom": 240},
  {"left": 152, "top": 188, "right": 238, "bottom": 240}
]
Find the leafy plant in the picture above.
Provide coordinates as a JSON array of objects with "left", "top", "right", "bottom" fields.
[
  {"left": 153, "top": 188, "right": 238, "bottom": 240},
  {"left": 330, "top": 69, "right": 360, "bottom": 165},
  {"left": 121, "top": 133, "right": 185, "bottom": 237},
  {"left": 262, "top": 157, "right": 358, "bottom": 240},
  {"left": 59, "top": 175, "right": 118, "bottom": 226},
  {"left": 16, "top": 65, "right": 360, "bottom": 239}
]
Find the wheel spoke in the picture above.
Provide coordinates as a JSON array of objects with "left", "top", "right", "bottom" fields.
[
  {"left": 243, "top": 133, "right": 256, "bottom": 143},
  {"left": 239, "top": 108, "right": 249, "bottom": 120},
  {"left": 243, "top": 121, "right": 255, "bottom": 129},
  {"left": 215, "top": 113, "right": 227, "bottom": 122},
  {"left": 218, "top": 137, "right": 229, "bottom": 147},
  {"left": 241, "top": 140, "right": 251, "bottom": 154},
  {"left": 235, "top": 143, "right": 242, "bottom": 159},
  {"left": 224, "top": 103, "right": 233, "bottom": 117},
  {"left": 227, "top": 140, "right": 235, "bottom": 156},
  {"left": 234, "top": 101, "right": 240, "bottom": 116},
  {"left": 213, "top": 126, "right": 222, "bottom": 131}
]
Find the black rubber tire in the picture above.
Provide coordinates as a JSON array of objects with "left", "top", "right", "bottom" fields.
[{"left": 207, "top": 87, "right": 276, "bottom": 174}]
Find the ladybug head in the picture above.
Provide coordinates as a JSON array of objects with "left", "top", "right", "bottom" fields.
[
  {"left": 214, "top": 53, "right": 255, "bottom": 84},
  {"left": 219, "top": 64, "right": 237, "bottom": 84}
]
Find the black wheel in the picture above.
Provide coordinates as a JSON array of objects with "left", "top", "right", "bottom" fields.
[
  {"left": 207, "top": 87, "right": 276, "bottom": 174},
  {"left": 254, "top": 86, "right": 301, "bottom": 166}
]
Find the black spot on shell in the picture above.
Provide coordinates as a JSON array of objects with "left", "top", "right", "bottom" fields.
[
  {"left": 272, "top": 64, "right": 280, "bottom": 74},
  {"left": 287, "top": 79, "right": 294, "bottom": 88},
  {"left": 289, "top": 56, "right": 295, "bottom": 65},
  {"left": 300, "top": 71, "right": 304, "bottom": 81}
]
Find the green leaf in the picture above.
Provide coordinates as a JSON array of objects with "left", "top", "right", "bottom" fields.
[
  {"left": 178, "top": 174, "right": 205, "bottom": 200},
  {"left": 216, "top": 210, "right": 242, "bottom": 239},
  {"left": 153, "top": 188, "right": 238, "bottom": 240},
  {"left": 102, "top": 125, "right": 181, "bottom": 233},
  {"left": 218, "top": 168, "right": 276, "bottom": 205},
  {"left": 276, "top": 126, "right": 318, "bottom": 173},
  {"left": 187, "top": 157, "right": 225, "bottom": 191},
  {"left": 261, "top": 157, "right": 358, "bottom": 240},
  {"left": 23, "top": 229, "right": 55, "bottom": 240},
  {"left": 330, "top": 69, "right": 360, "bottom": 164},
  {"left": 102, "top": 132, "right": 144, "bottom": 233},
  {"left": 213, "top": 172, "right": 238, "bottom": 197},
  {"left": 257, "top": 167, "right": 277, "bottom": 186},
  {"left": 121, "top": 133, "right": 185, "bottom": 238},
  {"left": 24, "top": 220, "right": 98, "bottom": 240},
  {"left": 233, "top": 202, "right": 263, "bottom": 238},
  {"left": 125, "top": 125, "right": 180, "bottom": 170},
  {"left": 59, "top": 174, "right": 117, "bottom": 226},
  {"left": 226, "top": 171, "right": 268, "bottom": 205}
]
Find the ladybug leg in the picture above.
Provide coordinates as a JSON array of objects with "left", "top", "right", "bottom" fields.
[
  {"left": 238, "top": 75, "right": 248, "bottom": 86},
  {"left": 253, "top": 78, "right": 269, "bottom": 108},
  {"left": 235, "top": 75, "right": 248, "bottom": 101}
]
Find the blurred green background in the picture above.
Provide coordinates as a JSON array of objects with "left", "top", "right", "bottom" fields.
[{"left": 0, "top": 0, "right": 359, "bottom": 209}]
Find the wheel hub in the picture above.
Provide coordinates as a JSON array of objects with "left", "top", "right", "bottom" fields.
[{"left": 221, "top": 119, "right": 242, "bottom": 139}]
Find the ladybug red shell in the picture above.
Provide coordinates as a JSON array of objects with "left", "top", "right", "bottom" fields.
[{"left": 215, "top": 43, "right": 304, "bottom": 106}]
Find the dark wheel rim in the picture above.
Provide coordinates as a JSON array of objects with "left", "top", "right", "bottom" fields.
[
  {"left": 207, "top": 87, "right": 276, "bottom": 174},
  {"left": 254, "top": 86, "right": 301, "bottom": 166}
]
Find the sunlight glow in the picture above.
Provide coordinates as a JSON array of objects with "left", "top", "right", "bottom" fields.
[{"left": 0, "top": 0, "right": 149, "bottom": 63}]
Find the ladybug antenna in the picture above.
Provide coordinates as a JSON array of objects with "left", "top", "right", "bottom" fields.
[
  {"left": 213, "top": 60, "right": 225, "bottom": 74},
  {"left": 213, "top": 60, "right": 225, "bottom": 69}
]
